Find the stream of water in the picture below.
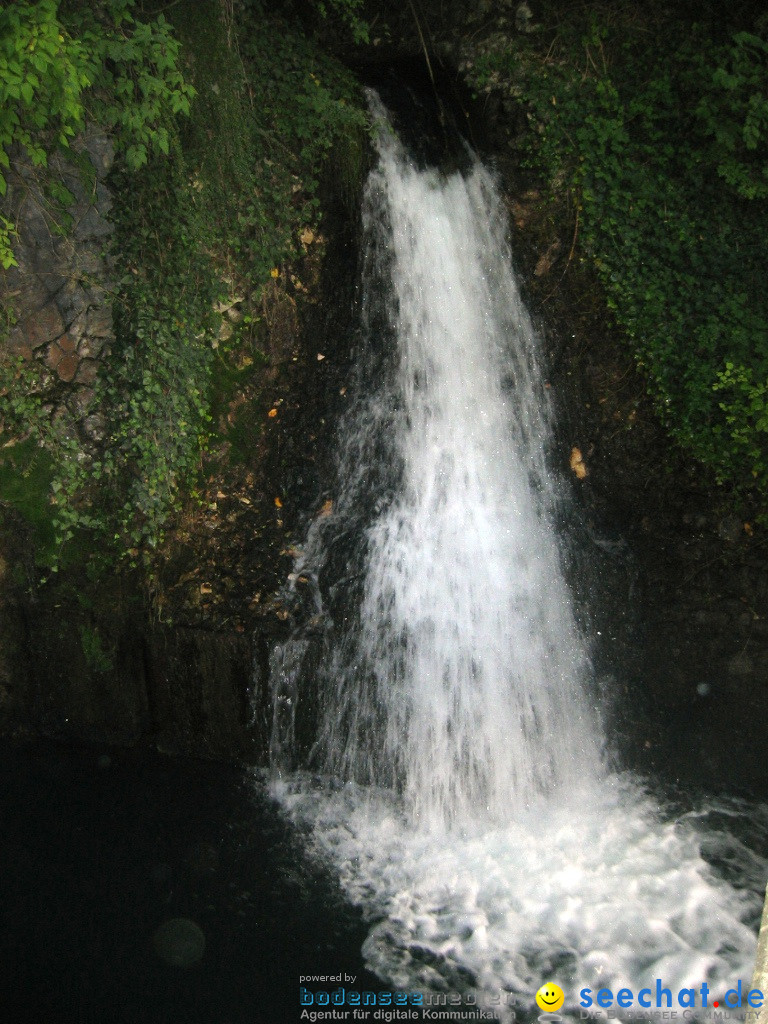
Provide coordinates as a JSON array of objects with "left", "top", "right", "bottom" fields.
[{"left": 267, "top": 94, "right": 766, "bottom": 1020}]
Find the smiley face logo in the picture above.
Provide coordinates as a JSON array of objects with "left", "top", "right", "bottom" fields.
[{"left": 535, "top": 982, "right": 565, "bottom": 1013}]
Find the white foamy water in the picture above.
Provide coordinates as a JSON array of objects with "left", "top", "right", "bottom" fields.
[
  {"left": 266, "top": 93, "right": 765, "bottom": 1016},
  {"left": 272, "top": 775, "right": 764, "bottom": 1019}
]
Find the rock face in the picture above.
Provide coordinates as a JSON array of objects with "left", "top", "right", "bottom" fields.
[
  {"left": 0, "top": 138, "right": 358, "bottom": 764},
  {"left": 0, "top": 506, "right": 259, "bottom": 759},
  {"left": 1, "top": 129, "right": 115, "bottom": 437}
]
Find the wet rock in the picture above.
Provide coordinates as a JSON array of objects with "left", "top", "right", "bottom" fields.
[
  {"left": 72, "top": 205, "right": 113, "bottom": 242},
  {"left": 66, "top": 388, "right": 94, "bottom": 419},
  {"left": 23, "top": 197, "right": 52, "bottom": 250},
  {"left": 56, "top": 353, "right": 79, "bottom": 382},
  {"left": 5, "top": 268, "right": 50, "bottom": 316},
  {"left": 534, "top": 239, "right": 561, "bottom": 277},
  {"left": 78, "top": 131, "right": 115, "bottom": 177},
  {"left": 45, "top": 343, "right": 64, "bottom": 371},
  {"left": 25, "top": 302, "right": 64, "bottom": 350},
  {"left": 77, "top": 334, "right": 106, "bottom": 360},
  {"left": 85, "top": 306, "right": 113, "bottom": 338},
  {"left": 74, "top": 359, "right": 99, "bottom": 386},
  {"left": 82, "top": 411, "right": 107, "bottom": 442},
  {"left": 1, "top": 131, "right": 115, "bottom": 451}
]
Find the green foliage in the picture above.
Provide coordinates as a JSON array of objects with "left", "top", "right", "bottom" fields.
[
  {"left": 0, "top": 356, "right": 62, "bottom": 557},
  {"left": 0, "top": 435, "right": 56, "bottom": 562},
  {"left": 0, "top": 0, "right": 368, "bottom": 566},
  {"left": 311, "top": 0, "right": 369, "bottom": 44},
  {"left": 47, "top": 150, "right": 220, "bottom": 556},
  {"left": 237, "top": 13, "right": 367, "bottom": 273},
  {"left": 78, "top": 622, "right": 114, "bottom": 672},
  {"left": 694, "top": 31, "right": 768, "bottom": 199},
  {"left": 0, "top": 217, "right": 18, "bottom": 269},
  {"left": 713, "top": 362, "right": 768, "bottom": 482},
  {"left": 169, "top": 0, "right": 367, "bottom": 285},
  {"left": 0, "top": 0, "right": 195, "bottom": 266},
  {"left": 465, "top": 5, "right": 768, "bottom": 500}
]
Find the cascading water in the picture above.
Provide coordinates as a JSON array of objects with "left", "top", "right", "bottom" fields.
[{"left": 267, "top": 93, "right": 764, "bottom": 1016}]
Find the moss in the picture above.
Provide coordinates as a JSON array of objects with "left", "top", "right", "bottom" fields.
[
  {"left": 78, "top": 622, "right": 115, "bottom": 674},
  {"left": 209, "top": 344, "right": 269, "bottom": 467},
  {"left": 165, "top": 0, "right": 257, "bottom": 244},
  {"left": 0, "top": 438, "right": 55, "bottom": 564},
  {"left": 328, "top": 122, "right": 370, "bottom": 212}
]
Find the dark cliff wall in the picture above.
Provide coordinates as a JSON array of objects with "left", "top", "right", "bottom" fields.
[{"left": 0, "top": 130, "right": 115, "bottom": 432}]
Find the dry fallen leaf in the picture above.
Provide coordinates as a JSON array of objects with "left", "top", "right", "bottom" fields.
[
  {"left": 318, "top": 499, "right": 333, "bottom": 518},
  {"left": 274, "top": 496, "right": 283, "bottom": 508},
  {"left": 569, "top": 446, "right": 588, "bottom": 479},
  {"left": 268, "top": 407, "right": 278, "bottom": 418},
  {"left": 300, "top": 227, "right": 314, "bottom": 245}
]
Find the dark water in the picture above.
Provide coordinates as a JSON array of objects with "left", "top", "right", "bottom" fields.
[
  {"left": 0, "top": 742, "right": 384, "bottom": 1024},
  {"left": 2, "top": 742, "right": 768, "bottom": 1024}
]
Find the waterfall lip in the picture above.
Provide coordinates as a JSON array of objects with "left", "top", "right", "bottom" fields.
[{"left": 347, "top": 64, "right": 490, "bottom": 173}]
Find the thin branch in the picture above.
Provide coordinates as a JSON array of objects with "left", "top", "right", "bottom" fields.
[{"left": 408, "top": 0, "right": 436, "bottom": 91}]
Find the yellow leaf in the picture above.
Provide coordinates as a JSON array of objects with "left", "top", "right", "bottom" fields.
[
  {"left": 274, "top": 496, "right": 283, "bottom": 508},
  {"left": 268, "top": 407, "right": 278, "bottom": 418},
  {"left": 270, "top": 267, "right": 279, "bottom": 278},
  {"left": 569, "top": 446, "right": 588, "bottom": 479}
]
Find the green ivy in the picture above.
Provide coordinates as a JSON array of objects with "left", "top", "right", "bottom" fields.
[
  {"left": 169, "top": 0, "right": 367, "bottom": 286},
  {"left": 465, "top": 4, "right": 768, "bottom": 501},
  {"left": 3, "top": 0, "right": 369, "bottom": 566},
  {"left": 0, "top": 0, "right": 195, "bottom": 267},
  {"left": 694, "top": 31, "right": 768, "bottom": 200}
]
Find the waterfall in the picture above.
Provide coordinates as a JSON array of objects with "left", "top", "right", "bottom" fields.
[
  {"left": 273, "top": 94, "right": 600, "bottom": 827},
  {"left": 266, "top": 93, "right": 761, "bottom": 1012}
]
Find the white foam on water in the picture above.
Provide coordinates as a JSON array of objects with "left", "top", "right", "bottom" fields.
[
  {"left": 272, "top": 773, "right": 762, "bottom": 1019},
  {"left": 266, "top": 92, "right": 766, "bottom": 1019}
]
